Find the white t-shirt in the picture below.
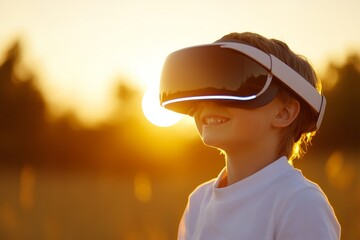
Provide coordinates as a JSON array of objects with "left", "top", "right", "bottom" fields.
[{"left": 178, "top": 156, "right": 341, "bottom": 240}]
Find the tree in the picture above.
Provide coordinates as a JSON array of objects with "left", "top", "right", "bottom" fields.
[
  {"left": 316, "top": 54, "right": 360, "bottom": 152},
  {"left": 0, "top": 41, "right": 46, "bottom": 166}
]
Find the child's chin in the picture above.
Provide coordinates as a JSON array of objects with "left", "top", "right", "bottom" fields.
[{"left": 201, "top": 136, "right": 226, "bottom": 150}]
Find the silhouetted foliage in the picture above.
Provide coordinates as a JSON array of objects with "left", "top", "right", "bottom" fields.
[
  {"left": 0, "top": 41, "right": 46, "bottom": 166},
  {"left": 0, "top": 39, "right": 358, "bottom": 175},
  {"left": 316, "top": 54, "right": 360, "bottom": 152},
  {"left": 0, "top": 40, "right": 210, "bottom": 176}
]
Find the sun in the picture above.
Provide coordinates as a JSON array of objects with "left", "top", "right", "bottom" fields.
[{"left": 142, "top": 86, "right": 183, "bottom": 127}]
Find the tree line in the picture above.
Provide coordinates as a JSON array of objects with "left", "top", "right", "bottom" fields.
[{"left": 0, "top": 40, "right": 359, "bottom": 175}]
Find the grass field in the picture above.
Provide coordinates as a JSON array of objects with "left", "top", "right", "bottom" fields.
[{"left": 0, "top": 151, "right": 358, "bottom": 239}]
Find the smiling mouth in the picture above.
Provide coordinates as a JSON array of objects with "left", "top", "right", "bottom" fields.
[{"left": 202, "top": 116, "right": 230, "bottom": 125}]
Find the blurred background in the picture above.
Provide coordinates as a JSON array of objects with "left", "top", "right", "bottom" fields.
[{"left": 0, "top": 0, "right": 359, "bottom": 239}]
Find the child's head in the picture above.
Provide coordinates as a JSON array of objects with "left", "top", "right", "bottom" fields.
[
  {"left": 160, "top": 32, "right": 325, "bottom": 162},
  {"left": 216, "top": 32, "right": 322, "bottom": 161}
]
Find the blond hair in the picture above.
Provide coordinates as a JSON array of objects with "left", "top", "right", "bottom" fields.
[{"left": 217, "top": 32, "right": 322, "bottom": 163}]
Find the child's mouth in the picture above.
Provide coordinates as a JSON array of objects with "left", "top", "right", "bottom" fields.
[{"left": 202, "top": 116, "right": 230, "bottom": 125}]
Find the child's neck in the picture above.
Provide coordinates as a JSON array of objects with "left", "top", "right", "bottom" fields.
[{"left": 223, "top": 145, "right": 279, "bottom": 187}]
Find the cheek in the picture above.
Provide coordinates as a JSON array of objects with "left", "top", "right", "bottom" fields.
[{"left": 231, "top": 114, "right": 269, "bottom": 140}]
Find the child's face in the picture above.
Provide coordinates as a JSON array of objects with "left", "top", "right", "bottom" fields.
[{"left": 193, "top": 98, "right": 282, "bottom": 154}]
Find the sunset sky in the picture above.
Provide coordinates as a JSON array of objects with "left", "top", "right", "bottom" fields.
[{"left": 1, "top": 0, "right": 359, "bottom": 125}]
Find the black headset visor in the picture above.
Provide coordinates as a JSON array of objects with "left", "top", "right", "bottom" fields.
[{"left": 160, "top": 45, "right": 278, "bottom": 115}]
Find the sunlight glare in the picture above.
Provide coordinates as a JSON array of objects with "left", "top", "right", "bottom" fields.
[{"left": 142, "top": 86, "right": 183, "bottom": 127}]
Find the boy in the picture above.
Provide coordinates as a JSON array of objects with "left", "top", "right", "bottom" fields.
[{"left": 159, "top": 32, "right": 340, "bottom": 239}]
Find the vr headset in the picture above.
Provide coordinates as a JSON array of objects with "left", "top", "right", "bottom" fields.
[{"left": 159, "top": 41, "right": 326, "bottom": 131}]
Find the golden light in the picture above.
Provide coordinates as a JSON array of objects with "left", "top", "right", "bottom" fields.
[
  {"left": 134, "top": 172, "right": 152, "bottom": 203},
  {"left": 325, "top": 151, "right": 355, "bottom": 189},
  {"left": 142, "top": 86, "right": 183, "bottom": 127},
  {"left": 19, "top": 165, "right": 36, "bottom": 212}
]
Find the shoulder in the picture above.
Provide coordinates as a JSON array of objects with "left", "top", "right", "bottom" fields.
[
  {"left": 282, "top": 183, "right": 336, "bottom": 220},
  {"left": 277, "top": 169, "right": 338, "bottom": 223},
  {"left": 182, "top": 178, "right": 216, "bottom": 226},
  {"left": 271, "top": 167, "right": 330, "bottom": 201},
  {"left": 275, "top": 170, "right": 341, "bottom": 239},
  {"left": 188, "top": 178, "right": 215, "bottom": 203}
]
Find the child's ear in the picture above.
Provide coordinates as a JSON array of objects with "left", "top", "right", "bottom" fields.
[{"left": 272, "top": 98, "right": 300, "bottom": 128}]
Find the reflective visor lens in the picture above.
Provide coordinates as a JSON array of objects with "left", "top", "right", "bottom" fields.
[{"left": 160, "top": 45, "right": 271, "bottom": 113}]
